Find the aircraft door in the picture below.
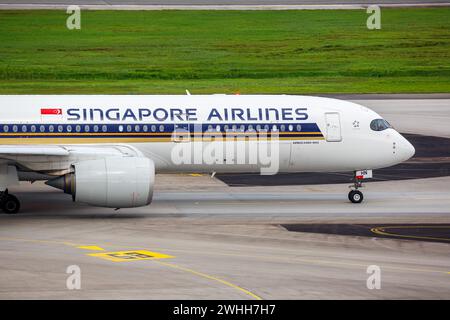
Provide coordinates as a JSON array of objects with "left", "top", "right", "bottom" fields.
[{"left": 324, "top": 112, "right": 342, "bottom": 142}]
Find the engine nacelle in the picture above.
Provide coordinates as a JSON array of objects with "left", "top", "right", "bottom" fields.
[{"left": 46, "top": 157, "right": 155, "bottom": 208}]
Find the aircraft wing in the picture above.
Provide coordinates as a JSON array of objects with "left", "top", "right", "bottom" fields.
[
  {"left": 0, "top": 144, "right": 146, "bottom": 174},
  {"left": 0, "top": 146, "right": 70, "bottom": 156}
]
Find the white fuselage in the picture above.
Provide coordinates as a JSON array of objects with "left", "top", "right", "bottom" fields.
[{"left": 0, "top": 95, "right": 415, "bottom": 176}]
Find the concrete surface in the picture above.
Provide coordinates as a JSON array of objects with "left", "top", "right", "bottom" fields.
[
  {"left": 1, "top": 0, "right": 449, "bottom": 10},
  {"left": 0, "top": 175, "right": 450, "bottom": 299}
]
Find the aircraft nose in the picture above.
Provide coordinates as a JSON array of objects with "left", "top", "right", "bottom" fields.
[
  {"left": 406, "top": 141, "right": 415, "bottom": 160},
  {"left": 398, "top": 135, "right": 415, "bottom": 162}
]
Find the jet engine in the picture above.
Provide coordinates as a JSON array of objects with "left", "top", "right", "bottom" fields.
[{"left": 46, "top": 157, "right": 155, "bottom": 208}]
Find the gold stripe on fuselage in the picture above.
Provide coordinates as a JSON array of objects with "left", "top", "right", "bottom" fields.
[{"left": 0, "top": 136, "right": 325, "bottom": 145}]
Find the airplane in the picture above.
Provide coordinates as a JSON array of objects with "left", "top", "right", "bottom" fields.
[{"left": 0, "top": 94, "right": 415, "bottom": 214}]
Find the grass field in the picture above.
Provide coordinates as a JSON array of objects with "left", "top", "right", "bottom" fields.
[{"left": 0, "top": 9, "right": 449, "bottom": 94}]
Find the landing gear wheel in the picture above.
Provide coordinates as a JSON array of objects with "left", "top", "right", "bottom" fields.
[
  {"left": 348, "top": 190, "right": 363, "bottom": 204},
  {"left": 2, "top": 194, "right": 20, "bottom": 214}
]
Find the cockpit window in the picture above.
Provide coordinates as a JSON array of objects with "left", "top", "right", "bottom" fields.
[{"left": 370, "top": 119, "right": 392, "bottom": 131}]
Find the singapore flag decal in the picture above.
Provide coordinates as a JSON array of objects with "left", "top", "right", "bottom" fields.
[
  {"left": 41, "top": 108, "right": 62, "bottom": 115},
  {"left": 40, "top": 108, "right": 63, "bottom": 121}
]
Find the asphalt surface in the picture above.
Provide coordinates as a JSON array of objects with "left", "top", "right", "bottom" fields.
[
  {"left": 283, "top": 224, "right": 450, "bottom": 243},
  {"left": 0, "top": 97, "right": 449, "bottom": 299}
]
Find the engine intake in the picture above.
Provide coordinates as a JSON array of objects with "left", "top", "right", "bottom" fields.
[{"left": 46, "top": 157, "right": 155, "bottom": 208}]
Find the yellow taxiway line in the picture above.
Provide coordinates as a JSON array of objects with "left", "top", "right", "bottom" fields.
[
  {"left": 0, "top": 236, "right": 262, "bottom": 300},
  {"left": 371, "top": 225, "right": 450, "bottom": 242}
]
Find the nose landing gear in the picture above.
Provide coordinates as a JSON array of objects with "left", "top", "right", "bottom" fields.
[
  {"left": 348, "top": 171, "right": 365, "bottom": 204},
  {"left": 0, "top": 189, "right": 20, "bottom": 214}
]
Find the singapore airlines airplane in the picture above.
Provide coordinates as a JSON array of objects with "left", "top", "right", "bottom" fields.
[{"left": 0, "top": 94, "right": 415, "bottom": 213}]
